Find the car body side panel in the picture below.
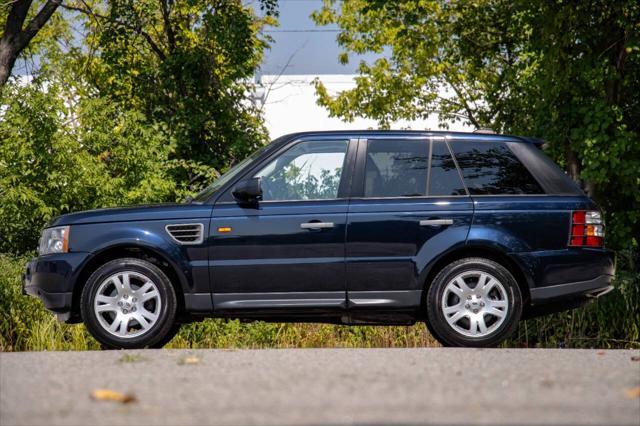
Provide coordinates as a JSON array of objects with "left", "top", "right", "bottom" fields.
[
  {"left": 468, "top": 196, "right": 587, "bottom": 251},
  {"left": 70, "top": 220, "right": 211, "bottom": 297},
  {"left": 23, "top": 252, "right": 90, "bottom": 297},
  {"left": 49, "top": 204, "right": 213, "bottom": 226},
  {"left": 513, "top": 249, "right": 614, "bottom": 288},
  {"left": 468, "top": 195, "right": 613, "bottom": 294},
  {"left": 345, "top": 197, "right": 473, "bottom": 308},
  {"left": 209, "top": 201, "right": 348, "bottom": 310}
]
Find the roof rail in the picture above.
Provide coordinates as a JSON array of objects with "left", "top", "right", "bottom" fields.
[{"left": 473, "top": 128, "right": 496, "bottom": 134}]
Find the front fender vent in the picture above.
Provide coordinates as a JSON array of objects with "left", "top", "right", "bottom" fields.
[{"left": 165, "top": 223, "right": 204, "bottom": 245}]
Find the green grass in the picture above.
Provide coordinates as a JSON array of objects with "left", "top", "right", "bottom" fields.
[{"left": 1, "top": 254, "right": 638, "bottom": 351}]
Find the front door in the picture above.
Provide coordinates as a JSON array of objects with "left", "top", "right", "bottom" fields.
[
  {"left": 346, "top": 137, "right": 474, "bottom": 309},
  {"left": 210, "top": 138, "right": 356, "bottom": 311}
]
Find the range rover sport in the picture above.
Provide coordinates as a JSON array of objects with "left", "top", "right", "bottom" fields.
[{"left": 23, "top": 131, "right": 615, "bottom": 348}]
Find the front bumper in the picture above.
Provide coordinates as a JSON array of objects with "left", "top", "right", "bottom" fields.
[{"left": 23, "top": 252, "right": 90, "bottom": 322}]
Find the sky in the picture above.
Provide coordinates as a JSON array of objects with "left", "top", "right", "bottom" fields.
[
  {"left": 12, "top": 1, "right": 376, "bottom": 78},
  {"left": 257, "top": 0, "right": 381, "bottom": 76}
]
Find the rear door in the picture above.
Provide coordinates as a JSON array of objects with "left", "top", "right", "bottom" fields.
[
  {"left": 345, "top": 137, "right": 474, "bottom": 310},
  {"left": 210, "top": 138, "right": 356, "bottom": 311}
]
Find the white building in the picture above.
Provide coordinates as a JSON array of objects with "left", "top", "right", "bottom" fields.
[{"left": 254, "top": 74, "right": 473, "bottom": 140}]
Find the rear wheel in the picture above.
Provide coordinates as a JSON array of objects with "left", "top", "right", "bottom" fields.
[
  {"left": 81, "top": 258, "right": 177, "bottom": 349},
  {"left": 426, "top": 257, "right": 522, "bottom": 347}
]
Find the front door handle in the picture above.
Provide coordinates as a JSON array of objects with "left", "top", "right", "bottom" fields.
[
  {"left": 419, "top": 219, "right": 454, "bottom": 226},
  {"left": 300, "top": 222, "right": 335, "bottom": 230}
]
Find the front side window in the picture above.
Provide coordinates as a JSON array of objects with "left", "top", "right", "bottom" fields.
[
  {"left": 255, "top": 140, "right": 348, "bottom": 201},
  {"left": 192, "top": 143, "right": 273, "bottom": 202},
  {"left": 450, "top": 141, "right": 544, "bottom": 195},
  {"left": 364, "top": 139, "right": 429, "bottom": 197}
]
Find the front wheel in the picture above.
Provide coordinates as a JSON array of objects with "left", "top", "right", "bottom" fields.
[
  {"left": 426, "top": 257, "right": 522, "bottom": 347},
  {"left": 81, "top": 258, "right": 177, "bottom": 349}
]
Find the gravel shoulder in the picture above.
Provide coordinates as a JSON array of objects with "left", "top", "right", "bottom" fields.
[{"left": 1, "top": 348, "right": 639, "bottom": 426}]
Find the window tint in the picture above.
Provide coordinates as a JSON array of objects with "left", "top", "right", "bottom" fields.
[
  {"left": 255, "top": 140, "right": 348, "bottom": 201},
  {"left": 364, "top": 139, "right": 428, "bottom": 197},
  {"left": 428, "top": 141, "right": 466, "bottom": 196},
  {"left": 507, "top": 142, "right": 583, "bottom": 195},
  {"left": 450, "top": 141, "right": 545, "bottom": 195}
]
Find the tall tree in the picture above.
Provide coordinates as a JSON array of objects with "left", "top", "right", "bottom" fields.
[
  {"left": 312, "top": 0, "right": 640, "bottom": 251},
  {"left": 0, "top": 0, "right": 62, "bottom": 87},
  {"left": 63, "top": 0, "right": 277, "bottom": 191}
]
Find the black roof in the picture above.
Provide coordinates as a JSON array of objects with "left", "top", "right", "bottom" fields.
[{"left": 274, "top": 130, "right": 544, "bottom": 146}]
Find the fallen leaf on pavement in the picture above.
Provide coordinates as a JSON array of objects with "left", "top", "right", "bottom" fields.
[
  {"left": 118, "top": 354, "right": 146, "bottom": 364},
  {"left": 624, "top": 387, "right": 640, "bottom": 400},
  {"left": 91, "top": 389, "right": 137, "bottom": 404},
  {"left": 631, "top": 356, "right": 640, "bottom": 362},
  {"left": 596, "top": 351, "right": 606, "bottom": 356},
  {"left": 179, "top": 355, "right": 200, "bottom": 365}
]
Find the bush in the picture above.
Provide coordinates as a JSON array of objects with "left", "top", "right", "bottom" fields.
[
  {"left": 0, "top": 254, "right": 99, "bottom": 351},
  {"left": 0, "top": 82, "right": 178, "bottom": 254}
]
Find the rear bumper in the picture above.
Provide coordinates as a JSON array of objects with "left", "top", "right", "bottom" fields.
[
  {"left": 529, "top": 274, "right": 614, "bottom": 304},
  {"left": 513, "top": 248, "right": 615, "bottom": 304},
  {"left": 23, "top": 253, "right": 89, "bottom": 322}
]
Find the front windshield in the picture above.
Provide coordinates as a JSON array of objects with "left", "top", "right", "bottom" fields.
[{"left": 191, "top": 143, "right": 272, "bottom": 203}]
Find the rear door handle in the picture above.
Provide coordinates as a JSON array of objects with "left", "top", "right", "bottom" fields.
[
  {"left": 419, "top": 219, "right": 454, "bottom": 226},
  {"left": 300, "top": 222, "right": 335, "bottom": 230}
]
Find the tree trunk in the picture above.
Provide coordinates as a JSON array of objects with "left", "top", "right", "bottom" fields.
[
  {"left": 0, "top": 0, "right": 62, "bottom": 88},
  {"left": 0, "top": 40, "right": 19, "bottom": 87},
  {"left": 565, "top": 144, "right": 581, "bottom": 184}
]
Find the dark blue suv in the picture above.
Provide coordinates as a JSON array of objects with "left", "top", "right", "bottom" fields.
[{"left": 23, "top": 131, "right": 615, "bottom": 348}]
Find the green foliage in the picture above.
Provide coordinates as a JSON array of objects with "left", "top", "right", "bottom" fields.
[
  {"left": 262, "top": 164, "right": 343, "bottom": 200},
  {"left": 0, "top": 81, "right": 176, "bottom": 253},
  {"left": 1, "top": 0, "right": 638, "bottom": 351},
  {"left": 310, "top": 0, "right": 640, "bottom": 348},
  {"left": 312, "top": 0, "right": 640, "bottom": 251},
  {"left": 1, "top": 0, "right": 276, "bottom": 252},
  {"left": 0, "top": 254, "right": 101, "bottom": 351},
  {"left": 76, "top": 0, "right": 274, "bottom": 191}
]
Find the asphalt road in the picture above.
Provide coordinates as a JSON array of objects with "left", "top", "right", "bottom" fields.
[{"left": 1, "top": 348, "right": 639, "bottom": 426}]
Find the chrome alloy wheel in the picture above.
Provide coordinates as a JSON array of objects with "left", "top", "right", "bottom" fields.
[
  {"left": 93, "top": 271, "right": 162, "bottom": 339},
  {"left": 441, "top": 270, "right": 509, "bottom": 338}
]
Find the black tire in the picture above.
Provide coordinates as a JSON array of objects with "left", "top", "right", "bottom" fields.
[
  {"left": 426, "top": 257, "right": 522, "bottom": 347},
  {"left": 81, "top": 258, "right": 177, "bottom": 350},
  {"left": 149, "top": 322, "right": 182, "bottom": 348}
]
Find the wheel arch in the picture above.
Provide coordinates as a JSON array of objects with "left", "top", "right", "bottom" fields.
[
  {"left": 71, "top": 244, "right": 187, "bottom": 322},
  {"left": 420, "top": 244, "right": 531, "bottom": 309}
]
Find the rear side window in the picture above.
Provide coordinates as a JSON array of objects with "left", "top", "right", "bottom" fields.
[
  {"left": 507, "top": 142, "right": 583, "bottom": 195},
  {"left": 428, "top": 141, "right": 466, "bottom": 196},
  {"left": 450, "top": 141, "right": 545, "bottom": 195},
  {"left": 364, "top": 139, "right": 428, "bottom": 197}
]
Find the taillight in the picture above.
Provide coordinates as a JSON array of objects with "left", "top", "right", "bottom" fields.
[{"left": 569, "top": 210, "right": 604, "bottom": 247}]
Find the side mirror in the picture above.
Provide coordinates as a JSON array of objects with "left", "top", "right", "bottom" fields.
[{"left": 232, "top": 177, "right": 262, "bottom": 203}]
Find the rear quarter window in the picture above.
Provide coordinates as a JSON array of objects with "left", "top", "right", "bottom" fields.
[
  {"left": 507, "top": 142, "right": 584, "bottom": 195},
  {"left": 450, "top": 141, "right": 545, "bottom": 195}
]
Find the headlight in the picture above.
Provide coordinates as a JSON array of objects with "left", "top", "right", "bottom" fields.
[{"left": 38, "top": 226, "right": 70, "bottom": 255}]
